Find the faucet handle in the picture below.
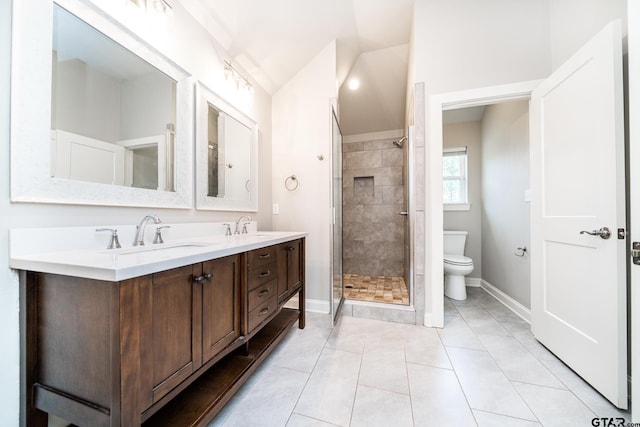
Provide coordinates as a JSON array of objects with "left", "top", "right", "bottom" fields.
[
  {"left": 153, "top": 225, "right": 171, "bottom": 244},
  {"left": 242, "top": 222, "right": 249, "bottom": 234},
  {"left": 223, "top": 223, "right": 232, "bottom": 236},
  {"left": 96, "top": 228, "right": 122, "bottom": 250}
]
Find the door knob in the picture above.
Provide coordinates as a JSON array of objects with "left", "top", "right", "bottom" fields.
[{"left": 580, "top": 227, "right": 611, "bottom": 239}]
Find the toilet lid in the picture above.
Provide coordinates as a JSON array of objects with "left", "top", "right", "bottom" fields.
[{"left": 444, "top": 254, "right": 473, "bottom": 266}]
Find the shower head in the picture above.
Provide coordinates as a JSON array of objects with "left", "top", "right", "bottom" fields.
[{"left": 393, "top": 136, "right": 407, "bottom": 148}]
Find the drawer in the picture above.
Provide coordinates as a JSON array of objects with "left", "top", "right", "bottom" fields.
[
  {"left": 248, "top": 296, "right": 277, "bottom": 332},
  {"left": 248, "top": 279, "right": 277, "bottom": 312},
  {"left": 247, "top": 246, "right": 276, "bottom": 269},
  {"left": 247, "top": 262, "right": 276, "bottom": 291}
]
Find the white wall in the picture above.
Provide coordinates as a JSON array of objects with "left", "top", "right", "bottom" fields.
[
  {"left": 414, "top": 0, "right": 551, "bottom": 97},
  {"left": 550, "top": 0, "right": 627, "bottom": 71},
  {"left": 480, "top": 101, "right": 530, "bottom": 307},
  {"left": 0, "top": 1, "right": 272, "bottom": 424},
  {"left": 272, "top": 41, "right": 337, "bottom": 306},
  {"left": 53, "top": 58, "right": 122, "bottom": 142},
  {"left": 120, "top": 72, "right": 174, "bottom": 140},
  {"left": 413, "top": 0, "right": 551, "bottom": 324},
  {"left": 443, "top": 121, "right": 482, "bottom": 279}
]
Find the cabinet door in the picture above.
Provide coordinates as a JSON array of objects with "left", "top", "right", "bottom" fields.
[
  {"left": 142, "top": 265, "right": 198, "bottom": 405},
  {"left": 286, "top": 239, "right": 302, "bottom": 291},
  {"left": 277, "top": 239, "right": 303, "bottom": 301},
  {"left": 201, "top": 255, "right": 241, "bottom": 362}
]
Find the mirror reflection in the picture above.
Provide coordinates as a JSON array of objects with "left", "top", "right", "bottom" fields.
[
  {"left": 206, "top": 104, "right": 252, "bottom": 202},
  {"left": 51, "top": 4, "right": 176, "bottom": 191}
]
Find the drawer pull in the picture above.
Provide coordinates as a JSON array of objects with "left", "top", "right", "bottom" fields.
[
  {"left": 258, "top": 307, "right": 270, "bottom": 316},
  {"left": 258, "top": 271, "right": 271, "bottom": 278},
  {"left": 193, "top": 273, "right": 213, "bottom": 283},
  {"left": 258, "top": 289, "right": 270, "bottom": 297},
  {"left": 259, "top": 253, "right": 271, "bottom": 259}
]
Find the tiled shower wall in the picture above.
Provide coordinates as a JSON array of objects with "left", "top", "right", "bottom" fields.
[{"left": 343, "top": 137, "right": 405, "bottom": 276}]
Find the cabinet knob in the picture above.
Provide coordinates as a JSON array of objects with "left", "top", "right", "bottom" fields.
[
  {"left": 203, "top": 273, "right": 213, "bottom": 280},
  {"left": 286, "top": 246, "right": 295, "bottom": 252}
]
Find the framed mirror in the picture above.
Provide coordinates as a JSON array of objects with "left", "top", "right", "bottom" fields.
[
  {"left": 195, "top": 81, "right": 258, "bottom": 211},
  {"left": 11, "top": 0, "right": 193, "bottom": 208}
]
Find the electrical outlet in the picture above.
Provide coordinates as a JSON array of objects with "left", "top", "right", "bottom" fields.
[{"left": 272, "top": 203, "right": 279, "bottom": 215}]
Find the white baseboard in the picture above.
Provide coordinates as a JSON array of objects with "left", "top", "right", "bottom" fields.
[
  {"left": 284, "top": 296, "right": 330, "bottom": 313},
  {"left": 424, "top": 313, "right": 433, "bottom": 327},
  {"left": 465, "top": 277, "right": 482, "bottom": 287},
  {"left": 480, "top": 279, "right": 531, "bottom": 323},
  {"left": 424, "top": 312, "right": 444, "bottom": 328}
]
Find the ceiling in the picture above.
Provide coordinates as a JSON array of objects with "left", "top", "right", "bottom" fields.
[
  {"left": 443, "top": 106, "right": 487, "bottom": 125},
  {"left": 180, "top": 0, "right": 415, "bottom": 135}
]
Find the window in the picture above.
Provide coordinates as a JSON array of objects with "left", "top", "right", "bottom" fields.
[{"left": 443, "top": 147, "right": 468, "bottom": 204}]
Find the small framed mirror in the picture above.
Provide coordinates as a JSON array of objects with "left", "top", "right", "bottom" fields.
[
  {"left": 11, "top": 0, "right": 193, "bottom": 208},
  {"left": 195, "top": 81, "right": 258, "bottom": 211}
]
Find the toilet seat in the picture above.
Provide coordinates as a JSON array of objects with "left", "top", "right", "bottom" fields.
[{"left": 444, "top": 254, "right": 473, "bottom": 266}]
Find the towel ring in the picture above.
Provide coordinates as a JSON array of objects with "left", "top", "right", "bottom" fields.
[{"left": 285, "top": 175, "right": 299, "bottom": 191}]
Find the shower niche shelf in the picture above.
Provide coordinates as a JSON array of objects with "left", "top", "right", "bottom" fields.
[{"left": 353, "top": 176, "right": 374, "bottom": 197}]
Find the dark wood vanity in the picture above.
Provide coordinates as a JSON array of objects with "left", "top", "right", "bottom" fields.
[{"left": 20, "top": 238, "right": 305, "bottom": 427}]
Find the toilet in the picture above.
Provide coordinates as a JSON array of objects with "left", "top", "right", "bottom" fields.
[{"left": 443, "top": 230, "right": 474, "bottom": 300}]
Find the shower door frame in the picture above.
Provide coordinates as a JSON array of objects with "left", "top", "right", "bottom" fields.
[
  {"left": 407, "top": 125, "right": 416, "bottom": 308},
  {"left": 330, "top": 105, "right": 344, "bottom": 325},
  {"left": 340, "top": 127, "right": 414, "bottom": 309}
]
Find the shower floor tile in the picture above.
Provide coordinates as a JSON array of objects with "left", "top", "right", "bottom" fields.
[{"left": 343, "top": 274, "right": 409, "bottom": 305}]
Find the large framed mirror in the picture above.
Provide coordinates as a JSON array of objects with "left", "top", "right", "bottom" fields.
[
  {"left": 195, "top": 81, "right": 258, "bottom": 211},
  {"left": 11, "top": 0, "right": 193, "bottom": 208}
]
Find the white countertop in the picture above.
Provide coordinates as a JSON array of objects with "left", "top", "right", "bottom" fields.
[{"left": 9, "top": 224, "right": 306, "bottom": 281}]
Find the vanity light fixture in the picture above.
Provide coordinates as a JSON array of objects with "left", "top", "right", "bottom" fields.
[
  {"left": 150, "top": 0, "right": 172, "bottom": 14},
  {"left": 224, "top": 61, "right": 254, "bottom": 97},
  {"left": 224, "top": 61, "right": 253, "bottom": 91},
  {"left": 125, "top": 0, "right": 172, "bottom": 15},
  {"left": 348, "top": 78, "right": 360, "bottom": 90}
]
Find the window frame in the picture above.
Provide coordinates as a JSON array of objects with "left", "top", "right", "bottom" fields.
[{"left": 442, "top": 146, "right": 469, "bottom": 207}]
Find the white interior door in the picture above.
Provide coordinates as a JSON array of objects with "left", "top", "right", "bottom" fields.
[
  {"left": 530, "top": 20, "right": 627, "bottom": 408},
  {"left": 628, "top": 0, "right": 640, "bottom": 421},
  {"left": 52, "top": 129, "right": 125, "bottom": 186}
]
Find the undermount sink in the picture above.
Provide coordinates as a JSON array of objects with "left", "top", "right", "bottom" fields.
[{"left": 104, "top": 242, "right": 211, "bottom": 255}]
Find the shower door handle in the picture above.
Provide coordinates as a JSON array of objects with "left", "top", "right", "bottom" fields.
[{"left": 399, "top": 211, "right": 408, "bottom": 216}]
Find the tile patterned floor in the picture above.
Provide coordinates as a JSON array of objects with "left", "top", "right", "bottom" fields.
[
  {"left": 209, "top": 287, "right": 631, "bottom": 426},
  {"left": 343, "top": 273, "right": 409, "bottom": 305}
]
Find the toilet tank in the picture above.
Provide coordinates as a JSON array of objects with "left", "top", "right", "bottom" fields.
[{"left": 444, "top": 230, "right": 467, "bottom": 255}]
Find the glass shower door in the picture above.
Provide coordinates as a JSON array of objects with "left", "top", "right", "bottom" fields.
[{"left": 330, "top": 108, "right": 344, "bottom": 325}]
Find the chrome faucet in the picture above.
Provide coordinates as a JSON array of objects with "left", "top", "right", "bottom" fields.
[
  {"left": 133, "top": 214, "right": 161, "bottom": 246},
  {"left": 96, "top": 228, "right": 121, "bottom": 249},
  {"left": 234, "top": 215, "right": 252, "bottom": 235}
]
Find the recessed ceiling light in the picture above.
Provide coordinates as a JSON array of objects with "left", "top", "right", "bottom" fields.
[{"left": 348, "top": 79, "right": 360, "bottom": 90}]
